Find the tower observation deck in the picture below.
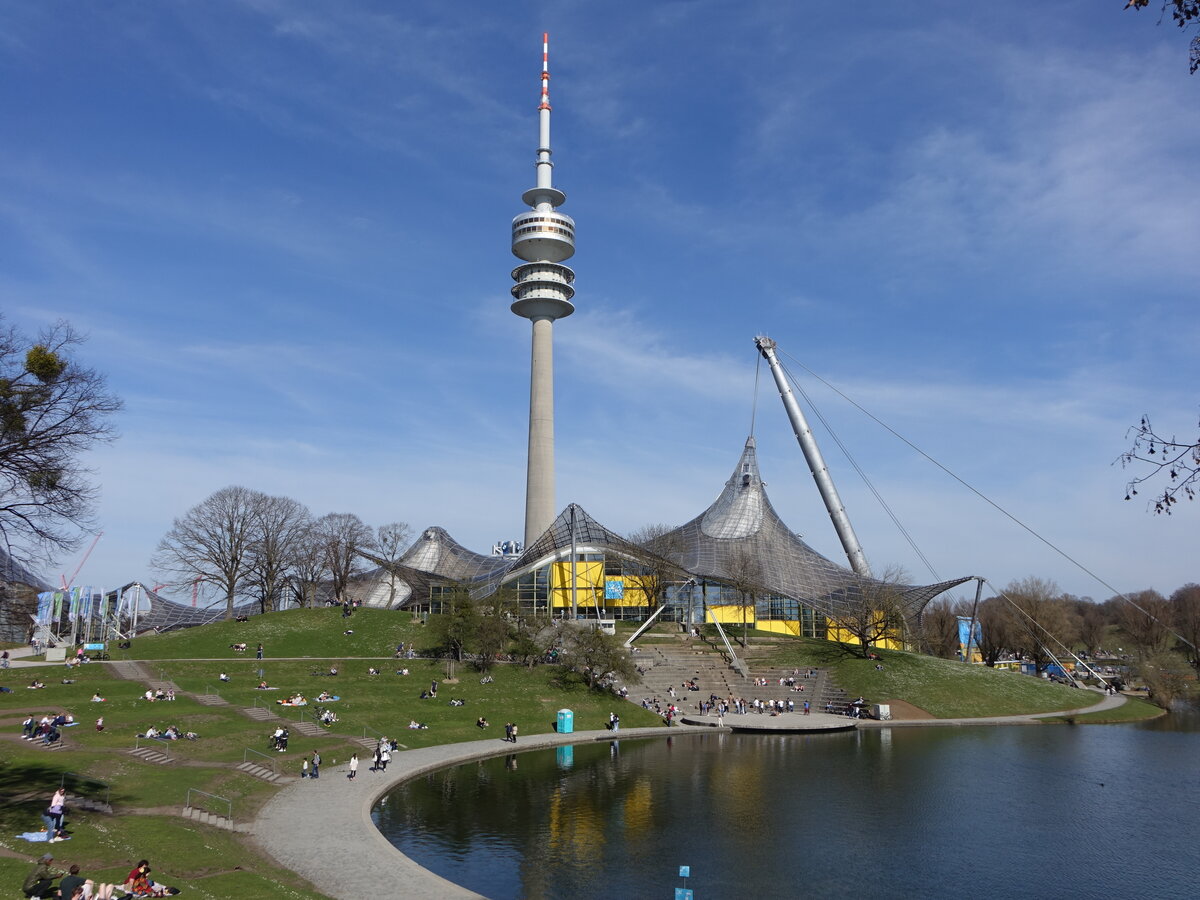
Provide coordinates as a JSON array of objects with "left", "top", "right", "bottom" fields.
[{"left": 512, "top": 33, "right": 574, "bottom": 547}]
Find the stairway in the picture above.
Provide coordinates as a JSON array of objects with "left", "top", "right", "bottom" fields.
[{"left": 626, "top": 637, "right": 850, "bottom": 714}]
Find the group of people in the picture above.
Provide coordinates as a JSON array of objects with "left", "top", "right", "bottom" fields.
[
  {"left": 139, "top": 725, "right": 197, "bottom": 741},
  {"left": 21, "top": 714, "right": 70, "bottom": 746},
  {"left": 142, "top": 689, "right": 174, "bottom": 702},
  {"left": 270, "top": 726, "right": 290, "bottom": 752}
]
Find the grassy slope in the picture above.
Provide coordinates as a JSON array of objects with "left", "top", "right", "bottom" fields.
[
  {"left": 0, "top": 609, "right": 664, "bottom": 900},
  {"left": 757, "top": 636, "right": 1135, "bottom": 718},
  {"left": 1, "top": 609, "right": 1160, "bottom": 899}
]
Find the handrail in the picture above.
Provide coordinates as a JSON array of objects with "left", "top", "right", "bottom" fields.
[
  {"left": 134, "top": 735, "right": 171, "bottom": 757},
  {"left": 623, "top": 602, "right": 672, "bottom": 648},
  {"left": 362, "top": 724, "right": 386, "bottom": 742},
  {"left": 709, "top": 618, "right": 748, "bottom": 678},
  {"left": 59, "top": 771, "right": 111, "bottom": 806},
  {"left": 242, "top": 747, "right": 278, "bottom": 775},
  {"left": 185, "top": 788, "right": 232, "bottom": 827}
]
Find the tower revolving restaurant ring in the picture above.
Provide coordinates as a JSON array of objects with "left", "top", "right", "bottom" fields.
[{"left": 512, "top": 210, "right": 575, "bottom": 263}]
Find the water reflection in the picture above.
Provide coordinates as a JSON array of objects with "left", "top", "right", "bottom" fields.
[{"left": 375, "top": 722, "right": 1197, "bottom": 900}]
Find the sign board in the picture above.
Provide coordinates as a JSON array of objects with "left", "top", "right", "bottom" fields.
[{"left": 604, "top": 579, "right": 625, "bottom": 600}]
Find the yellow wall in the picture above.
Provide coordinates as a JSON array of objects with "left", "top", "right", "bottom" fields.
[
  {"left": 548, "top": 561, "right": 650, "bottom": 610},
  {"left": 704, "top": 604, "right": 754, "bottom": 626}
]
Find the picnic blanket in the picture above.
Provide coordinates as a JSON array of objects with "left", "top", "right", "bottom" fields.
[{"left": 17, "top": 831, "right": 69, "bottom": 843}]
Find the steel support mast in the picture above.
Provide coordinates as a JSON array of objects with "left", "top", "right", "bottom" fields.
[{"left": 754, "top": 336, "right": 872, "bottom": 578}]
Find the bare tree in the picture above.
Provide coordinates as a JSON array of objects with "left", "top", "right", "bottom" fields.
[
  {"left": 624, "top": 524, "right": 686, "bottom": 614},
  {"left": 153, "top": 486, "right": 265, "bottom": 619},
  {"left": 1170, "top": 583, "right": 1200, "bottom": 668},
  {"left": 246, "top": 495, "right": 312, "bottom": 614},
  {"left": 315, "top": 512, "right": 373, "bottom": 605},
  {"left": 976, "top": 597, "right": 1016, "bottom": 667},
  {"left": 1125, "top": 1, "right": 1200, "bottom": 74},
  {"left": 921, "top": 596, "right": 961, "bottom": 659},
  {"left": 1116, "top": 589, "right": 1173, "bottom": 657},
  {"left": 1078, "top": 604, "right": 1109, "bottom": 656},
  {"left": 826, "top": 565, "right": 909, "bottom": 658},
  {"left": 1119, "top": 413, "right": 1200, "bottom": 513},
  {"left": 290, "top": 523, "right": 329, "bottom": 609},
  {"left": 0, "top": 318, "right": 122, "bottom": 567},
  {"left": 1003, "top": 577, "right": 1071, "bottom": 673},
  {"left": 371, "top": 521, "right": 412, "bottom": 609},
  {"left": 724, "top": 546, "right": 765, "bottom": 648}
]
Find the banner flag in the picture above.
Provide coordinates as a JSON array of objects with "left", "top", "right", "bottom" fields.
[
  {"left": 52, "top": 591, "right": 63, "bottom": 620},
  {"left": 36, "top": 592, "right": 54, "bottom": 626},
  {"left": 956, "top": 616, "right": 982, "bottom": 657}
]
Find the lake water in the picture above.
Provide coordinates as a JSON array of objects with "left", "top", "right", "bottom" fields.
[{"left": 374, "top": 708, "right": 1198, "bottom": 899}]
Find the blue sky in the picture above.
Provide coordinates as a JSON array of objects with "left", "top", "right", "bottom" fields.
[{"left": 2, "top": 1, "right": 1197, "bottom": 602}]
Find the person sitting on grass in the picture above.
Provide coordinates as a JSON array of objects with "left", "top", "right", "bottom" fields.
[
  {"left": 257, "top": 680, "right": 270, "bottom": 690},
  {"left": 328, "top": 666, "right": 338, "bottom": 676},
  {"left": 219, "top": 672, "right": 230, "bottom": 682},
  {"left": 91, "top": 692, "right": 106, "bottom": 702},
  {"left": 368, "top": 667, "right": 379, "bottom": 676},
  {"left": 28, "top": 679, "right": 45, "bottom": 689},
  {"left": 476, "top": 717, "right": 489, "bottom": 728}
]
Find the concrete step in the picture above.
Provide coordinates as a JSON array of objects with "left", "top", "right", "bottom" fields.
[
  {"left": 292, "top": 721, "right": 323, "bottom": 736},
  {"left": 128, "top": 746, "right": 172, "bottom": 765},
  {"left": 236, "top": 761, "right": 285, "bottom": 783},
  {"left": 65, "top": 794, "right": 113, "bottom": 815},
  {"left": 242, "top": 707, "right": 277, "bottom": 720},
  {"left": 182, "top": 805, "right": 249, "bottom": 832},
  {"left": 193, "top": 694, "right": 229, "bottom": 706}
]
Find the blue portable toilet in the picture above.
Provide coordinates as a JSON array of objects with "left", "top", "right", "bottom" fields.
[{"left": 557, "top": 709, "right": 574, "bottom": 734}]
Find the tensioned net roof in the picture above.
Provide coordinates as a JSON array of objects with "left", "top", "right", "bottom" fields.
[
  {"left": 647, "top": 436, "right": 971, "bottom": 625},
  {"left": 379, "top": 436, "right": 969, "bottom": 628}
]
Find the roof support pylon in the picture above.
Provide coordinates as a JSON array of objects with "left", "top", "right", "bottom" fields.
[{"left": 754, "top": 336, "right": 873, "bottom": 578}]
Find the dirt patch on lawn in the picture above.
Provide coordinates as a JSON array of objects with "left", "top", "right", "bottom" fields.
[{"left": 881, "top": 699, "right": 936, "bottom": 720}]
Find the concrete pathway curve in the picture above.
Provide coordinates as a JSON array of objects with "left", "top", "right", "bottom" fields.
[{"left": 251, "top": 725, "right": 704, "bottom": 900}]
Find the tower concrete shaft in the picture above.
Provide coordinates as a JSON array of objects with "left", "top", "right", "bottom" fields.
[{"left": 512, "top": 33, "right": 575, "bottom": 547}]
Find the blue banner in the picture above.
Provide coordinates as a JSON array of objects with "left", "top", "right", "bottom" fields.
[
  {"left": 36, "top": 592, "right": 54, "bottom": 626},
  {"left": 957, "top": 616, "right": 982, "bottom": 654},
  {"left": 604, "top": 579, "right": 624, "bottom": 600}
]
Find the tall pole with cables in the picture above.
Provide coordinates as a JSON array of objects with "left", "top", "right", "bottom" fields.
[{"left": 755, "top": 335, "right": 872, "bottom": 578}]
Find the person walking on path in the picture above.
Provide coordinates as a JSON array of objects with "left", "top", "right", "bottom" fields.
[
  {"left": 311, "top": 751, "right": 321, "bottom": 779},
  {"left": 348, "top": 754, "right": 359, "bottom": 780},
  {"left": 504, "top": 723, "right": 512, "bottom": 742},
  {"left": 803, "top": 700, "right": 811, "bottom": 716},
  {"left": 510, "top": 722, "right": 518, "bottom": 743},
  {"left": 256, "top": 643, "right": 264, "bottom": 660},
  {"left": 379, "top": 746, "right": 390, "bottom": 772}
]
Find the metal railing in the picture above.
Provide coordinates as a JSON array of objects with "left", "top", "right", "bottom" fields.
[
  {"left": 710, "top": 618, "right": 748, "bottom": 678},
  {"left": 362, "top": 724, "right": 386, "bottom": 742},
  {"left": 59, "top": 771, "right": 111, "bottom": 806},
  {"left": 185, "top": 788, "right": 232, "bottom": 826},
  {"left": 133, "top": 735, "right": 171, "bottom": 757},
  {"left": 243, "top": 747, "right": 278, "bottom": 775}
]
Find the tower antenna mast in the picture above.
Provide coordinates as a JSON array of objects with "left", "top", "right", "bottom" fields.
[{"left": 511, "top": 33, "right": 577, "bottom": 548}]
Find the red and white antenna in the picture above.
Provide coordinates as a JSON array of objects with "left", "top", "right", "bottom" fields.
[{"left": 539, "top": 32, "right": 551, "bottom": 111}]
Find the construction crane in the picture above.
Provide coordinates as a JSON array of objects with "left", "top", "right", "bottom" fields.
[{"left": 60, "top": 532, "right": 103, "bottom": 590}]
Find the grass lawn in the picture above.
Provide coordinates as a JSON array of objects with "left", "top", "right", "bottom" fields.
[
  {"left": 756, "top": 636, "right": 1102, "bottom": 717},
  {"left": 1040, "top": 696, "right": 1164, "bottom": 724},
  {"left": 0, "top": 608, "right": 1168, "bottom": 899}
]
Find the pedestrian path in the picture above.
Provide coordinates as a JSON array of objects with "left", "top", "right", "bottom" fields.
[{"left": 252, "top": 724, "right": 706, "bottom": 900}]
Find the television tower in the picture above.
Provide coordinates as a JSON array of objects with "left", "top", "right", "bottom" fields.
[{"left": 511, "top": 33, "right": 575, "bottom": 548}]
